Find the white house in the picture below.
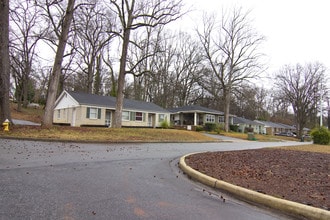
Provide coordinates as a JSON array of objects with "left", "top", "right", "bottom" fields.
[
  {"left": 233, "top": 116, "right": 265, "bottom": 134},
  {"left": 53, "top": 90, "right": 170, "bottom": 128}
]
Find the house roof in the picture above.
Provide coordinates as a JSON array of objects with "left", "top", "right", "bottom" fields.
[
  {"left": 233, "top": 117, "right": 263, "bottom": 126},
  {"left": 65, "top": 90, "right": 169, "bottom": 113},
  {"left": 168, "top": 105, "right": 224, "bottom": 115},
  {"left": 255, "top": 120, "right": 295, "bottom": 129}
]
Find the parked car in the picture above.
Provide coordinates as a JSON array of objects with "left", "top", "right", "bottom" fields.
[{"left": 275, "top": 132, "right": 296, "bottom": 137}]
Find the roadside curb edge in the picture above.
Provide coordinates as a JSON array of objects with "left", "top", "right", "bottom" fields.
[{"left": 179, "top": 153, "right": 330, "bottom": 220}]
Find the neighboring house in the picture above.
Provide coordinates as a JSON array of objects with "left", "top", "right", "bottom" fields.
[
  {"left": 233, "top": 117, "right": 265, "bottom": 134},
  {"left": 53, "top": 90, "right": 170, "bottom": 128},
  {"left": 255, "top": 120, "right": 296, "bottom": 135},
  {"left": 168, "top": 105, "right": 234, "bottom": 128}
]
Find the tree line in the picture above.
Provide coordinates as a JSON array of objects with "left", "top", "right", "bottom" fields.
[{"left": 0, "top": 0, "right": 328, "bottom": 136}]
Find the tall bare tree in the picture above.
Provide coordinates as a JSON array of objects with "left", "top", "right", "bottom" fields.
[
  {"left": 275, "top": 63, "right": 327, "bottom": 138},
  {"left": 74, "top": 0, "right": 115, "bottom": 93},
  {"left": 0, "top": 0, "right": 11, "bottom": 124},
  {"left": 108, "top": 0, "right": 183, "bottom": 128},
  {"left": 197, "top": 8, "right": 265, "bottom": 132},
  {"left": 39, "top": 0, "right": 76, "bottom": 126},
  {"left": 10, "top": 0, "right": 44, "bottom": 110}
]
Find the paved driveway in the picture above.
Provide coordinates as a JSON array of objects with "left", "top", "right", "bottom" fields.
[{"left": 0, "top": 137, "right": 309, "bottom": 219}]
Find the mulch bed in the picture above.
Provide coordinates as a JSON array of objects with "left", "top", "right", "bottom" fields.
[{"left": 185, "top": 149, "right": 330, "bottom": 210}]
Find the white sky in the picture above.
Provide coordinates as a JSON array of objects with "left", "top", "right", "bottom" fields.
[{"left": 180, "top": 0, "right": 330, "bottom": 78}]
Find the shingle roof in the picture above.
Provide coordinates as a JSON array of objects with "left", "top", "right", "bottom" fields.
[
  {"left": 233, "top": 117, "right": 263, "bottom": 126},
  {"left": 67, "top": 91, "right": 169, "bottom": 113},
  {"left": 255, "top": 120, "right": 294, "bottom": 129},
  {"left": 168, "top": 105, "right": 224, "bottom": 115}
]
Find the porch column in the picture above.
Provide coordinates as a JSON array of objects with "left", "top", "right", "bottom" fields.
[{"left": 194, "top": 112, "right": 197, "bottom": 126}]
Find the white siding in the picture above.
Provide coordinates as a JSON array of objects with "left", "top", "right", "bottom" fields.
[{"left": 54, "top": 93, "right": 79, "bottom": 110}]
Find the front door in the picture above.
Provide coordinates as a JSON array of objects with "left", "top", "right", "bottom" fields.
[
  {"left": 148, "top": 114, "right": 153, "bottom": 127},
  {"left": 105, "top": 110, "right": 111, "bottom": 127}
]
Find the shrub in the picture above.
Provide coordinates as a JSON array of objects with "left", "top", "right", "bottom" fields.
[
  {"left": 204, "top": 123, "right": 217, "bottom": 132},
  {"left": 195, "top": 126, "right": 204, "bottom": 132},
  {"left": 311, "top": 127, "right": 330, "bottom": 145},
  {"left": 160, "top": 120, "right": 170, "bottom": 129},
  {"left": 230, "top": 124, "right": 239, "bottom": 132}
]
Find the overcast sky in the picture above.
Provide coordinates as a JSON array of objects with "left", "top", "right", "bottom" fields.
[{"left": 180, "top": 0, "right": 330, "bottom": 79}]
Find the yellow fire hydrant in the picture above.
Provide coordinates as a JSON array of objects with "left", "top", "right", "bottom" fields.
[{"left": 2, "top": 119, "right": 10, "bottom": 132}]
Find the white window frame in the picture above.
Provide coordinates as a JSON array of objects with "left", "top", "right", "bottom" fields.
[
  {"left": 205, "top": 114, "right": 215, "bottom": 123},
  {"left": 158, "top": 114, "right": 165, "bottom": 122},
  {"left": 135, "top": 112, "right": 143, "bottom": 121},
  {"left": 89, "top": 108, "right": 98, "bottom": 119},
  {"left": 122, "top": 111, "right": 130, "bottom": 121},
  {"left": 218, "top": 116, "right": 225, "bottom": 123},
  {"left": 57, "top": 109, "right": 61, "bottom": 119}
]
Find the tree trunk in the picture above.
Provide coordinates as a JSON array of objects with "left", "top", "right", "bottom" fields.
[
  {"left": 113, "top": 27, "right": 131, "bottom": 128},
  {"left": 87, "top": 56, "right": 95, "bottom": 94},
  {"left": 0, "top": 0, "right": 11, "bottom": 124},
  {"left": 42, "top": 0, "right": 75, "bottom": 126},
  {"left": 224, "top": 89, "right": 230, "bottom": 132},
  {"left": 22, "top": 73, "right": 29, "bottom": 108}
]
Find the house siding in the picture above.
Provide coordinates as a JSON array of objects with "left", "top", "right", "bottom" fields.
[
  {"left": 54, "top": 105, "right": 170, "bottom": 128},
  {"left": 53, "top": 90, "right": 170, "bottom": 128}
]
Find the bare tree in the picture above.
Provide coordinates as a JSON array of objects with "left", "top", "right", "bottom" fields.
[
  {"left": 108, "top": 0, "right": 183, "bottom": 128},
  {"left": 0, "top": 0, "right": 11, "bottom": 124},
  {"left": 10, "top": 0, "right": 44, "bottom": 110},
  {"left": 274, "top": 63, "right": 327, "bottom": 138},
  {"left": 103, "top": 46, "right": 117, "bottom": 96},
  {"left": 38, "top": 0, "right": 76, "bottom": 126},
  {"left": 197, "top": 8, "right": 265, "bottom": 132},
  {"left": 74, "top": 0, "right": 116, "bottom": 93}
]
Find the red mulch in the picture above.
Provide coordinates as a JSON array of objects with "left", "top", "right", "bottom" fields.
[{"left": 185, "top": 149, "right": 330, "bottom": 210}]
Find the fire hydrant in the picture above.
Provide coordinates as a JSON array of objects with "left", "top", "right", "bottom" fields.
[{"left": 2, "top": 119, "right": 9, "bottom": 132}]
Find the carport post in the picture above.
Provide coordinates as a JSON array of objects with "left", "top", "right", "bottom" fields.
[{"left": 194, "top": 112, "right": 197, "bottom": 126}]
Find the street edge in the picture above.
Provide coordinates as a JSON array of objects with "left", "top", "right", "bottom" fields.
[{"left": 179, "top": 153, "right": 330, "bottom": 220}]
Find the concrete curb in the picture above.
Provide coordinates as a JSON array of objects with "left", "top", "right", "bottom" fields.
[{"left": 179, "top": 153, "right": 330, "bottom": 220}]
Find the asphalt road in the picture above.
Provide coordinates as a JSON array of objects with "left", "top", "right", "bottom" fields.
[{"left": 0, "top": 136, "right": 310, "bottom": 220}]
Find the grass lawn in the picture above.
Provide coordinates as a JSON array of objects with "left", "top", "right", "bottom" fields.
[
  {"left": 0, "top": 125, "right": 219, "bottom": 143},
  {"left": 5, "top": 103, "right": 330, "bottom": 153},
  {"left": 217, "top": 131, "right": 298, "bottom": 142},
  {"left": 277, "top": 144, "right": 330, "bottom": 154}
]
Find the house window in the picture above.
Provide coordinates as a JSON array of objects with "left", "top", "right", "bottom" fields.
[
  {"left": 135, "top": 112, "right": 143, "bottom": 121},
  {"left": 205, "top": 114, "right": 215, "bottom": 123},
  {"left": 159, "top": 114, "right": 165, "bottom": 122},
  {"left": 57, "top": 110, "right": 61, "bottom": 119},
  {"left": 86, "top": 107, "right": 101, "bottom": 119},
  {"left": 218, "top": 116, "right": 225, "bottom": 123},
  {"left": 122, "top": 111, "right": 130, "bottom": 121},
  {"left": 89, "top": 108, "right": 98, "bottom": 119}
]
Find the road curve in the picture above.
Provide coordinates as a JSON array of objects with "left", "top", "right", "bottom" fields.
[{"left": 0, "top": 137, "right": 310, "bottom": 219}]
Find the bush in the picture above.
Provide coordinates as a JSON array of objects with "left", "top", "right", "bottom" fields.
[
  {"left": 230, "top": 124, "right": 239, "bottom": 132},
  {"left": 311, "top": 127, "right": 330, "bottom": 145},
  {"left": 195, "top": 126, "right": 204, "bottom": 132},
  {"left": 160, "top": 120, "right": 170, "bottom": 129},
  {"left": 204, "top": 123, "right": 217, "bottom": 132}
]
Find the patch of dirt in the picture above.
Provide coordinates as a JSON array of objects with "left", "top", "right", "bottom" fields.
[{"left": 185, "top": 149, "right": 330, "bottom": 210}]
